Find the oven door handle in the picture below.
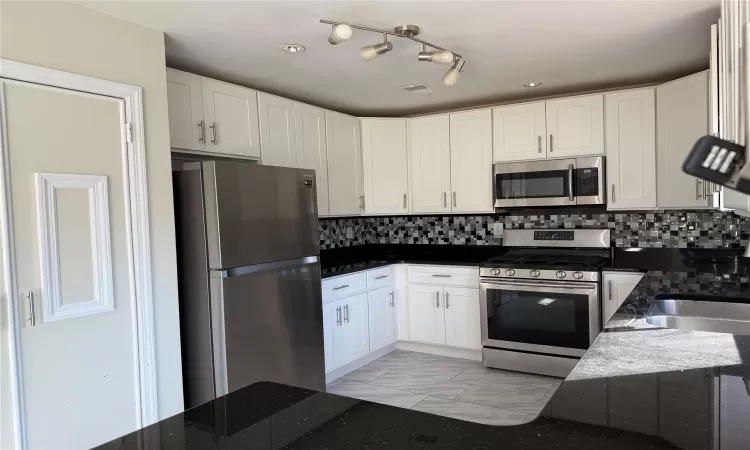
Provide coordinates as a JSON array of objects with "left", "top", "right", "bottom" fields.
[{"left": 480, "top": 278, "right": 596, "bottom": 291}]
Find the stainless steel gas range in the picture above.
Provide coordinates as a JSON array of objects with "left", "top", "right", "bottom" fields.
[{"left": 479, "top": 229, "right": 611, "bottom": 378}]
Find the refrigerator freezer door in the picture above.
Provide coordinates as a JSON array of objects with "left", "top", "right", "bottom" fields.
[
  {"left": 210, "top": 257, "right": 326, "bottom": 398},
  {"left": 203, "top": 161, "right": 319, "bottom": 269}
]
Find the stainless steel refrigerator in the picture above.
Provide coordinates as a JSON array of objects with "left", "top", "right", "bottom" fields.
[{"left": 172, "top": 160, "right": 325, "bottom": 409}]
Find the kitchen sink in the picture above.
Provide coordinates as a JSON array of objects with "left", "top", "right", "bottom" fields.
[{"left": 646, "top": 298, "right": 750, "bottom": 335}]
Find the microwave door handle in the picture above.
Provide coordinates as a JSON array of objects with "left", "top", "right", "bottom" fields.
[{"left": 568, "top": 164, "right": 575, "bottom": 202}]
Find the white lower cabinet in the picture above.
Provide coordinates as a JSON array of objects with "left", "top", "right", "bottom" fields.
[
  {"left": 323, "top": 293, "right": 369, "bottom": 372},
  {"left": 368, "top": 286, "right": 397, "bottom": 352},
  {"left": 407, "top": 284, "right": 446, "bottom": 345},
  {"left": 443, "top": 287, "right": 481, "bottom": 349},
  {"left": 602, "top": 271, "right": 645, "bottom": 326}
]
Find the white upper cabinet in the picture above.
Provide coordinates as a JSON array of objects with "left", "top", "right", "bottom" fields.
[
  {"left": 326, "top": 111, "right": 364, "bottom": 216},
  {"left": 295, "top": 103, "right": 329, "bottom": 216},
  {"left": 545, "top": 94, "right": 604, "bottom": 157},
  {"left": 443, "top": 287, "right": 481, "bottom": 350},
  {"left": 492, "top": 102, "right": 547, "bottom": 162},
  {"left": 409, "top": 115, "right": 452, "bottom": 214},
  {"left": 166, "top": 69, "right": 205, "bottom": 151},
  {"left": 361, "top": 118, "right": 409, "bottom": 215},
  {"left": 201, "top": 78, "right": 261, "bottom": 158},
  {"left": 449, "top": 110, "right": 493, "bottom": 213},
  {"left": 258, "top": 93, "right": 297, "bottom": 167},
  {"left": 657, "top": 71, "right": 712, "bottom": 209},
  {"left": 605, "top": 88, "right": 657, "bottom": 210}
]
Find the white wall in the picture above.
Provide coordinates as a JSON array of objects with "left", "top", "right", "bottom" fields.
[{"left": 0, "top": 1, "right": 184, "bottom": 443}]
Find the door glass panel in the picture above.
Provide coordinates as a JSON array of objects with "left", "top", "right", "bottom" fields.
[
  {"left": 485, "top": 287, "right": 591, "bottom": 349},
  {"left": 495, "top": 170, "right": 571, "bottom": 200}
]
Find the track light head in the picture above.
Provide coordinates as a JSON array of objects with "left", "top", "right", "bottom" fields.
[
  {"left": 417, "top": 50, "right": 455, "bottom": 65},
  {"left": 328, "top": 23, "right": 353, "bottom": 45},
  {"left": 442, "top": 59, "right": 465, "bottom": 86},
  {"left": 360, "top": 40, "right": 393, "bottom": 62}
]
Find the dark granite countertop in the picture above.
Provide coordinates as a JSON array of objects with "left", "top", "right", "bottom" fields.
[{"left": 97, "top": 247, "right": 750, "bottom": 449}]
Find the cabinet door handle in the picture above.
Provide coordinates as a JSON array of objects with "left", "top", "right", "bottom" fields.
[
  {"left": 608, "top": 281, "right": 612, "bottom": 301},
  {"left": 375, "top": 275, "right": 388, "bottom": 280},
  {"left": 389, "top": 292, "right": 394, "bottom": 307},
  {"left": 198, "top": 120, "right": 206, "bottom": 143},
  {"left": 27, "top": 291, "right": 36, "bottom": 327},
  {"left": 210, "top": 122, "right": 218, "bottom": 144},
  {"left": 445, "top": 292, "right": 450, "bottom": 309},
  {"left": 336, "top": 306, "right": 342, "bottom": 326},
  {"left": 611, "top": 184, "right": 615, "bottom": 203},
  {"left": 332, "top": 284, "right": 350, "bottom": 291},
  {"left": 549, "top": 134, "right": 554, "bottom": 152},
  {"left": 443, "top": 192, "right": 447, "bottom": 208},
  {"left": 359, "top": 195, "right": 365, "bottom": 210},
  {"left": 436, "top": 291, "right": 440, "bottom": 308},
  {"left": 431, "top": 274, "right": 452, "bottom": 278},
  {"left": 403, "top": 193, "right": 407, "bottom": 209},
  {"left": 538, "top": 135, "right": 542, "bottom": 153},
  {"left": 344, "top": 304, "right": 349, "bottom": 323},
  {"left": 452, "top": 192, "right": 457, "bottom": 207},
  {"left": 696, "top": 179, "right": 703, "bottom": 200}
]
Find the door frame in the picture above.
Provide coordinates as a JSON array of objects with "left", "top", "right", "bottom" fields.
[{"left": 0, "top": 59, "right": 158, "bottom": 449}]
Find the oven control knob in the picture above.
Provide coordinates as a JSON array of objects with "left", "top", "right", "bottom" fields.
[
  {"left": 573, "top": 271, "right": 584, "bottom": 280},
  {"left": 530, "top": 270, "right": 540, "bottom": 278},
  {"left": 490, "top": 268, "right": 500, "bottom": 276},
  {"left": 505, "top": 269, "right": 516, "bottom": 276},
  {"left": 556, "top": 270, "right": 567, "bottom": 279}
]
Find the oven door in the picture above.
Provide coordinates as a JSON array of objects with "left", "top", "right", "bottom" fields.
[
  {"left": 493, "top": 159, "right": 577, "bottom": 208},
  {"left": 479, "top": 278, "right": 600, "bottom": 357}
]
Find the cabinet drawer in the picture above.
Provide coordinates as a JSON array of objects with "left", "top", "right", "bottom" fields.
[
  {"left": 407, "top": 265, "right": 479, "bottom": 288},
  {"left": 367, "top": 266, "right": 393, "bottom": 290},
  {"left": 322, "top": 273, "right": 367, "bottom": 303}
]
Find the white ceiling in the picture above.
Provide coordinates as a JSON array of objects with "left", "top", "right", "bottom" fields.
[{"left": 80, "top": 0, "right": 719, "bottom": 116}]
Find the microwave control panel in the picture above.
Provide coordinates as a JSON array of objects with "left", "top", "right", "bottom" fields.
[{"left": 575, "top": 167, "right": 600, "bottom": 196}]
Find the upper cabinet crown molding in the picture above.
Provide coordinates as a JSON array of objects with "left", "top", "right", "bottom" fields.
[
  {"left": 545, "top": 94, "right": 604, "bottom": 157},
  {"left": 361, "top": 118, "right": 409, "bottom": 215}
]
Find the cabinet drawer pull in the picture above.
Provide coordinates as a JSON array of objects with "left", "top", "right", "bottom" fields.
[
  {"left": 375, "top": 275, "right": 388, "bottom": 280},
  {"left": 608, "top": 280, "right": 612, "bottom": 301},
  {"left": 436, "top": 291, "right": 440, "bottom": 308},
  {"left": 431, "top": 274, "right": 452, "bottom": 278},
  {"left": 549, "top": 134, "right": 554, "bottom": 152},
  {"left": 611, "top": 184, "right": 615, "bottom": 203},
  {"left": 453, "top": 192, "right": 457, "bottom": 207},
  {"left": 332, "top": 284, "right": 350, "bottom": 291},
  {"left": 443, "top": 192, "right": 447, "bottom": 208},
  {"left": 403, "top": 193, "right": 407, "bottom": 209},
  {"left": 389, "top": 292, "right": 395, "bottom": 307},
  {"left": 538, "top": 135, "right": 542, "bottom": 153},
  {"left": 446, "top": 292, "right": 450, "bottom": 309}
]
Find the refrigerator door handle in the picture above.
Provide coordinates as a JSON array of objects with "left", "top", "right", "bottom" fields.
[{"left": 212, "top": 256, "right": 319, "bottom": 278}]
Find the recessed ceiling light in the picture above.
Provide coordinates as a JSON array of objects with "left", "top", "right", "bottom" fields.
[
  {"left": 524, "top": 82, "right": 543, "bottom": 87},
  {"left": 281, "top": 44, "right": 305, "bottom": 53}
]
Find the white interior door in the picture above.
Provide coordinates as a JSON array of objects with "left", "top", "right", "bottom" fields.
[
  {"left": 545, "top": 94, "right": 604, "bottom": 157},
  {"left": 361, "top": 118, "right": 409, "bottom": 215},
  {"left": 325, "top": 111, "right": 363, "bottom": 216},
  {"left": 443, "top": 287, "right": 481, "bottom": 350},
  {"left": 605, "top": 89, "right": 657, "bottom": 210},
  {"left": 492, "top": 102, "right": 547, "bottom": 162},
  {"left": 407, "top": 285, "right": 445, "bottom": 345},
  {"left": 295, "top": 103, "right": 329, "bottom": 216},
  {"left": 449, "top": 110, "right": 493, "bottom": 213},
  {"left": 258, "top": 93, "right": 297, "bottom": 167},
  {"left": 408, "top": 115, "right": 452, "bottom": 214},
  {"left": 201, "top": 78, "right": 261, "bottom": 158},
  {"left": 1, "top": 80, "right": 140, "bottom": 450}
]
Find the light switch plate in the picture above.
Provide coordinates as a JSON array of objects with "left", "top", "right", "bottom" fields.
[{"left": 493, "top": 222, "right": 504, "bottom": 237}]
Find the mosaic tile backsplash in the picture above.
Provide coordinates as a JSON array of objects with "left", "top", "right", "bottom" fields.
[{"left": 319, "top": 211, "right": 750, "bottom": 250}]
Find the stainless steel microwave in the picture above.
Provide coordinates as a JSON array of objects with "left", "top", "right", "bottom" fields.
[{"left": 493, "top": 156, "right": 605, "bottom": 208}]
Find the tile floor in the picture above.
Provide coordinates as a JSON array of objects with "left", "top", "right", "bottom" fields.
[{"left": 326, "top": 349, "right": 562, "bottom": 426}]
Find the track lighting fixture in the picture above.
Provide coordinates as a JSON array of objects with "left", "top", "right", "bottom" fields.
[
  {"left": 360, "top": 35, "right": 393, "bottom": 61},
  {"left": 442, "top": 59, "right": 465, "bottom": 86},
  {"left": 320, "top": 19, "right": 466, "bottom": 85}
]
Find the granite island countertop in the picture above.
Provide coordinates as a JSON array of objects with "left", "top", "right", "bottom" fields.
[{"left": 96, "top": 247, "right": 750, "bottom": 449}]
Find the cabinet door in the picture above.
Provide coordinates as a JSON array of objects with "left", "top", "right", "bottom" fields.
[
  {"left": 492, "top": 102, "right": 547, "bottom": 162},
  {"left": 602, "top": 272, "right": 644, "bottom": 326},
  {"left": 166, "top": 68, "right": 205, "bottom": 151},
  {"left": 361, "top": 118, "right": 409, "bottom": 214},
  {"left": 295, "top": 103, "right": 329, "bottom": 216},
  {"left": 407, "top": 285, "right": 445, "bottom": 345},
  {"left": 201, "top": 78, "right": 261, "bottom": 158},
  {"left": 325, "top": 111, "right": 364, "bottom": 216},
  {"left": 449, "top": 110, "right": 493, "bottom": 213},
  {"left": 368, "top": 286, "right": 396, "bottom": 353},
  {"left": 443, "top": 287, "right": 481, "bottom": 350},
  {"left": 258, "top": 93, "right": 297, "bottom": 167},
  {"left": 323, "top": 300, "right": 345, "bottom": 372},
  {"left": 656, "top": 72, "right": 711, "bottom": 209},
  {"left": 409, "top": 115, "right": 452, "bottom": 213},
  {"left": 545, "top": 94, "right": 604, "bottom": 157},
  {"left": 605, "top": 89, "right": 657, "bottom": 210},
  {"left": 342, "top": 293, "right": 370, "bottom": 363}
]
